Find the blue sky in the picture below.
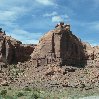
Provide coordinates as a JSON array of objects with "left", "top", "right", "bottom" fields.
[{"left": 0, "top": 0, "right": 99, "bottom": 45}]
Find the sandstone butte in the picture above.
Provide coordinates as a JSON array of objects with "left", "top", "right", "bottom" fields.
[
  {"left": 31, "top": 22, "right": 99, "bottom": 67},
  {"left": 0, "top": 22, "right": 99, "bottom": 90}
]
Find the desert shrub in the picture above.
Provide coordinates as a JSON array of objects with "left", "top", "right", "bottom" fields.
[
  {"left": 8, "top": 87, "right": 11, "bottom": 90},
  {"left": 24, "top": 86, "right": 31, "bottom": 91},
  {"left": 0, "top": 89, "right": 7, "bottom": 96},
  {"left": 31, "top": 94, "right": 38, "bottom": 99},
  {"left": 17, "top": 92, "right": 24, "bottom": 97},
  {"left": 30, "top": 92, "right": 40, "bottom": 99}
]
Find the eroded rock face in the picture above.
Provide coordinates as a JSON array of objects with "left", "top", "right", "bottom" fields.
[
  {"left": 0, "top": 29, "right": 35, "bottom": 65},
  {"left": 1, "top": 23, "right": 99, "bottom": 90},
  {"left": 31, "top": 23, "right": 87, "bottom": 67},
  {"left": 31, "top": 23, "right": 99, "bottom": 68},
  {"left": 81, "top": 42, "right": 99, "bottom": 67},
  {"left": 14, "top": 44, "right": 36, "bottom": 63},
  {"left": 5, "top": 23, "right": 99, "bottom": 90}
]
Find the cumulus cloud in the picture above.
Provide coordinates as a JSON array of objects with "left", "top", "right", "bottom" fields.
[
  {"left": 43, "top": 11, "right": 70, "bottom": 23},
  {"left": 52, "top": 16, "right": 63, "bottom": 22},
  {"left": 35, "top": 0, "right": 55, "bottom": 5},
  {"left": 51, "top": 14, "right": 70, "bottom": 23},
  {"left": 43, "top": 11, "right": 58, "bottom": 17}
]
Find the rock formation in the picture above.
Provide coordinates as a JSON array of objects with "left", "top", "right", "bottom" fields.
[
  {"left": 0, "top": 23, "right": 99, "bottom": 90},
  {"left": 0, "top": 28, "right": 36, "bottom": 66},
  {"left": 31, "top": 22, "right": 87, "bottom": 67},
  {"left": 17, "top": 23, "right": 99, "bottom": 89}
]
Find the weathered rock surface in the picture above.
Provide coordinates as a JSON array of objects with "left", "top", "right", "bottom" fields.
[
  {"left": 0, "top": 28, "right": 36, "bottom": 65},
  {"left": 0, "top": 23, "right": 99, "bottom": 90},
  {"left": 31, "top": 23, "right": 87, "bottom": 67},
  {"left": 14, "top": 23, "right": 99, "bottom": 90},
  {"left": 31, "top": 23, "right": 99, "bottom": 68}
]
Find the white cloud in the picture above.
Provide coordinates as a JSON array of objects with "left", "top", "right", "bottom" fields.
[
  {"left": 43, "top": 11, "right": 70, "bottom": 23},
  {"left": 43, "top": 11, "right": 57, "bottom": 17},
  {"left": 73, "top": 20, "right": 99, "bottom": 32},
  {"left": 35, "top": 0, "right": 55, "bottom": 5},
  {"left": 0, "top": 0, "right": 58, "bottom": 44},
  {"left": 8, "top": 28, "right": 42, "bottom": 44},
  {"left": 0, "top": 0, "right": 34, "bottom": 39},
  {"left": 91, "top": 22, "right": 99, "bottom": 31},
  {"left": 0, "top": 11, "right": 16, "bottom": 22},
  {"left": 0, "top": 5, "right": 30, "bottom": 29},
  {"left": 52, "top": 16, "right": 63, "bottom": 22},
  {"left": 82, "top": 21, "right": 99, "bottom": 31},
  {"left": 0, "top": 7, "right": 27, "bottom": 22},
  {"left": 23, "top": 39, "right": 39, "bottom": 44},
  {"left": 61, "top": 14, "right": 69, "bottom": 19}
]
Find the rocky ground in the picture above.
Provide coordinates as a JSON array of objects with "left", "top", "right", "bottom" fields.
[
  {"left": 7, "top": 60, "right": 98, "bottom": 91},
  {"left": 0, "top": 63, "right": 99, "bottom": 99}
]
